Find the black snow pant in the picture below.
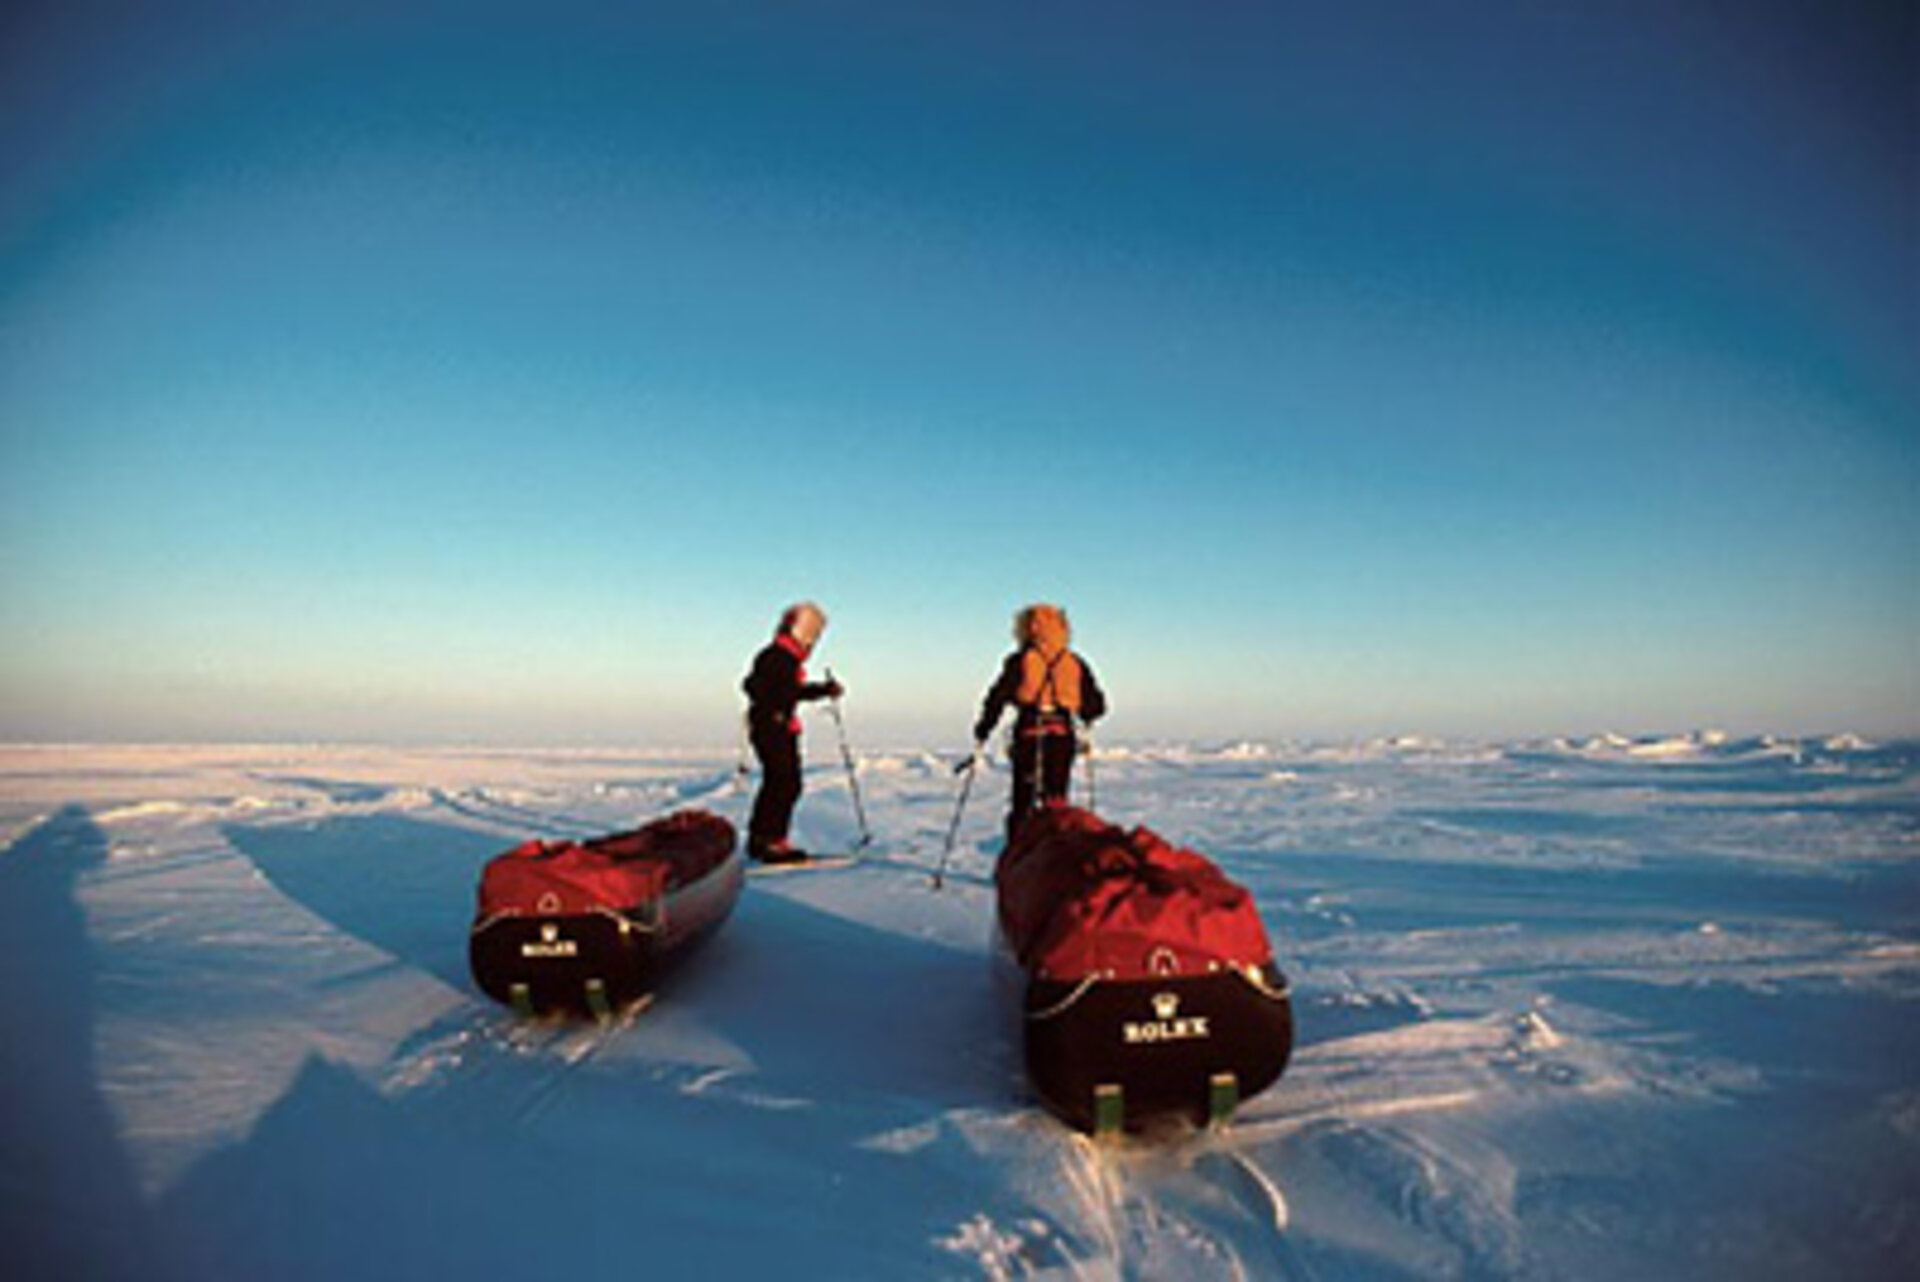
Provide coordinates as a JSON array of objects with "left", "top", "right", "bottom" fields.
[
  {"left": 749, "top": 723, "right": 803, "bottom": 852},
  {"left": 1007, "top": 727, "right": 1077, "bottom": 843}
]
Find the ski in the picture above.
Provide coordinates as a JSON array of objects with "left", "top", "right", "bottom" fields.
[{"left": 747, "top": 854, "right": 861, "bottom": 878}]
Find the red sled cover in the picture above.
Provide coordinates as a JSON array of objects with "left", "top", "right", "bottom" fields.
[
  {"left": 996, "top": 806, "right": 1273, "bottom": 982},
  {"left": 476, "top": 809, "right": 735, "bottom": 920}
]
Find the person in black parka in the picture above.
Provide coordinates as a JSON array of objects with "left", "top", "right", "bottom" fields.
[
  {"left": 742, "top": 601, "right": 841, "bottom": 864},
  {"left": 974, "top": 602, "right": 1107, "bottom": 843}
]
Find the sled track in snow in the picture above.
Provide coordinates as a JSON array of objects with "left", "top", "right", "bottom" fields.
[
  {"left": 1040, "top": 1127, "right": 1318, "bottom": 1278},
  {"left": 385, "top": 999, "right": 654, "bottom": 1133}
]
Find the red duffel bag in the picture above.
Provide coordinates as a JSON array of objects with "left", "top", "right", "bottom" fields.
[{"left": 997, "top": 806, "right": 1276, "bottom": 982}]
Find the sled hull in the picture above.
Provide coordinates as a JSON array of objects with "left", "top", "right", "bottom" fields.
[
  {"left": 1022, "top": 962, "right": 1293, "bottom": 1133},
  {"left": 470, "top": 849, "right": 743, "bottom": 1018}
]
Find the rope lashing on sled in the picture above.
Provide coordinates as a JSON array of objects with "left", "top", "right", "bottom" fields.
[
  {"left": 1024, "top": 971, "right": 1107, "bottom": 1022},
  {"left": 1235, "top": 963, "right": 1293, "bottom": 1002},
  {"left": 470, "top": 901, "right": 662, "bottom": 938}
]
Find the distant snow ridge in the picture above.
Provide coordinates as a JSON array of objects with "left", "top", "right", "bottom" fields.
[
  {"left": 1625, "top": 733, "right": 1720, "bottom": 760},
  {"left": 847, "top": 753, "right": 945, "bottom": 776},
  {"left": 1538, "top": 730, "right": 1880, "bottom": 763}
]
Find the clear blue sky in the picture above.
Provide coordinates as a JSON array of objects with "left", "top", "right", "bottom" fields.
[{"left": 4, "top": 1, "right": 1915, "bottom": 745}]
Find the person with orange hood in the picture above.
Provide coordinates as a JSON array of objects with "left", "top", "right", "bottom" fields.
[
  {"left": 742, "top": 601, "right": 842, "bottom": 863},
  {"left": 973, "top": 603, "right": 1107, "bottom": 842}
]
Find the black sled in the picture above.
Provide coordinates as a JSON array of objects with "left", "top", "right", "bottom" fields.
[
  {"left": 1020, "top": 960, "right": 1294, "bottom": 1134},
  {"left": 469, "top": 810, "right": 743, "bottom": 1019},
  {"left": 995, "top": 806, "right": 1295, "bottom": 1134}
]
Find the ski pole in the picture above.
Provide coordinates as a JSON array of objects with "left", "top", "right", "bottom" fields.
[
  {"left": 1080, "top": 721, "right": 1098, "bottom": 812},
  {"left": 934, "top": 742, "right": 983, "bottom": 891},
  {"left": 734, "top": 710, "right": 753, "bottom": 795},
  {"left": 823, "top": 669, "right": 872, "bottom": 849}
]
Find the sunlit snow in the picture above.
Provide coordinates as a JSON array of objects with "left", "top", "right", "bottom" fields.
[{"left": 4, "top": 735, "right": 1916, "bottom": 1278}]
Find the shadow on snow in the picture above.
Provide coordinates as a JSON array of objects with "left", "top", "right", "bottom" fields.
[
  {"left": 224, "top": 814, "right": 497, "bottom": 990},
  {"left": 1, "top": 807, "right": 171, "bottom": 1282},
  {"left": 147, "top": 811, "right": 1014, "bottom": 1278}
]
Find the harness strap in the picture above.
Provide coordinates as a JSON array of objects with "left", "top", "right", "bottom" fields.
[{"left": 1036, "top": 647, "right": 1067, "bottom": 712}]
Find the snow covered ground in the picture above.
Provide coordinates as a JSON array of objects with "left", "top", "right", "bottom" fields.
[{"left": 4, "top": 733, "right": 1917, "bottom": 1279}]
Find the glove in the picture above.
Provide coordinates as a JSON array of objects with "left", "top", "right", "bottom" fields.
[
  {"left": 824, "top": 679, "right": 845, "bottom": 700},
  {"left": 972, "top": 720, "right": 992, "bottom": 744}
]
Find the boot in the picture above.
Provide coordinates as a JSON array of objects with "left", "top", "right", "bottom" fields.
[{"left": 751, "top": 838, "right": 810, "bottom": 865}]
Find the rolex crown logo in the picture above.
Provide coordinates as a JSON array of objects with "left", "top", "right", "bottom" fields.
[
  {"left": 1123, "top": 989, "right": 1210, "bottom": 1045},
  {"left": 520, "top": 919, "right": 579, "bottom": 959}
]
